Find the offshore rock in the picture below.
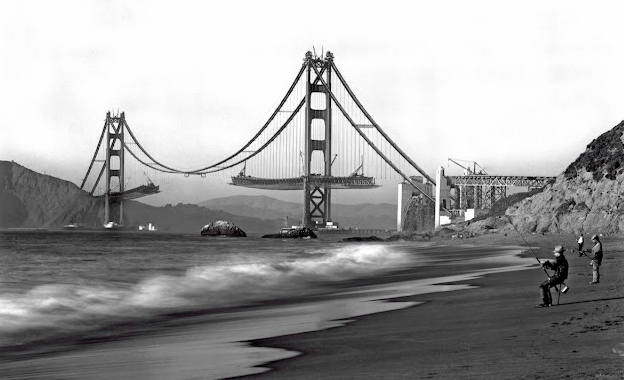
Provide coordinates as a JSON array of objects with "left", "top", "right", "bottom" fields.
[
  {"left": 386, "top": 231, "right": 432, "bottom": 241},
  {"left": 262, "top": 227, "right": 317, "bottom": 239},
  {"left": 200, "top": 220, "right": 247, "bottom": 237},
  {"left": 342, "top": 235, "right": 384, "bottom": 242}
]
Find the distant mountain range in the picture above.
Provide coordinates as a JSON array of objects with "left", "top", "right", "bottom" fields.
[
  {"left": 199, "top": 195, "right": 397, "bottom": 230},
  {"left": 0, "top": 161, "right": 281, "bottom": 233},
  {"left": 0, "top": 161, "right": 397, "bottom": 233}
]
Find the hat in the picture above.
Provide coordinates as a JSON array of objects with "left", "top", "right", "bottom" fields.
[
  {"left": 553, "top": 246, "right": 566, "bottom": 254},
  {"left": 591, "top": 234, "right": 599, "bottom": 240}
]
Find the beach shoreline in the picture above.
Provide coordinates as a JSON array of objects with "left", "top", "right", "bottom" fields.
[
  {"left": 1, "top": 234, "right": 622, "bottom": 380},
  {"left": 1, "top": 241, "right": 534, "bottom": 380},
  {"left": 232, "top": 234, "right": 624, "bottom": 380}
]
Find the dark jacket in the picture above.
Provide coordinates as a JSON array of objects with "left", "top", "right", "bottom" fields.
[
  {"left": 544, "top": 255, "right": 569, "bottom": 281},
  {"left": 592, "top": 241, "right": 603, "bottom": 265}
]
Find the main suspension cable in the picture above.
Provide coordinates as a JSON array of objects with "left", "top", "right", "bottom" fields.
[
  {"left": 81, "top": 120, "right": 107, "bottom": 189},
  {"left": 310, "top": 64, "right": 436, "bottom": 203},
  {"left": 331, "top": 61, "right": 435, "bottom": 185}
]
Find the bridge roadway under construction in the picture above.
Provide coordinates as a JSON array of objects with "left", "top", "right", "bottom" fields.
[
  {"left": 81, "top": 51, "right": 556, "bottom": 230},
  {"left": 230, "top": 174, "right": 379, "bottom": 190}
]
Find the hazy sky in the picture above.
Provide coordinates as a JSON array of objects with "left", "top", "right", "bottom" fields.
[{"left": 2, "top": 1, "right": 624, "bottom": 206}]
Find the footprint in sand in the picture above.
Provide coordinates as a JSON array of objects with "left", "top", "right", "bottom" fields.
[{"left": 612, "top": 343, "right": 624, "bottom": 357}]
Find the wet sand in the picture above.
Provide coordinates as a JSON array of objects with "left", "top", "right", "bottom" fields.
[
  {"left": 2, "top": 243, "right": 531, "bottom": 380},
  {"left": 235, "top": 234, "right": 624, "bottom": 380},
  {"left": 2, "top": 235, "right": 622, "bottom": 379}
]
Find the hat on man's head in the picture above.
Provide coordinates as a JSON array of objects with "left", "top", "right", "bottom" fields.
[
  {"left": 591, "top": 234, "right": 599, "bottom": 240},
  {"left": 553, "top": 246, "right": 566, "bottom": 254}
]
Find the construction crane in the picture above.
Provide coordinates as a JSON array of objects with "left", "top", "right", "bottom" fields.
[{"left": 448, "top": 158, "right": 488, "bottom": 175}]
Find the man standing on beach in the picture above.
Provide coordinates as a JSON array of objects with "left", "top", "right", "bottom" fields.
[
  {"left": 538, "top": 246, "right": 569, "bottom": 307},
  {"left": 588, "top": 235, "right": 603, "bottom": 284},
  {"left": 577, "top": 234, "right": 584, "bottom": 256}
]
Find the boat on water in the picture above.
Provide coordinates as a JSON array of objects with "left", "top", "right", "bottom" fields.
[
  {"left": 62, "top": 223, "right": 87, "bottom": 230},
  {"left": 138, "top": 223, "right": 157, "bottom": 231},
  {"left": 103, "top": 221, "right": 122, "bottom": 229}
]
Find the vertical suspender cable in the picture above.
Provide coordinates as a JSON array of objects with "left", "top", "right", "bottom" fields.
[
  {"left": 309, "top": 64, "right": 436, "bottom": 204},
  {"left": 332, "top": 62, "right": 435, "bottom": 185}
]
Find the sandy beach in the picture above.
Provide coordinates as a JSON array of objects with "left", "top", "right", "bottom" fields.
[
  {"left": 234, "top": 234, "right": 624, "bottom": 380},
  {"left": 1, "top": 233, "right": 622, "bottom": 380}
]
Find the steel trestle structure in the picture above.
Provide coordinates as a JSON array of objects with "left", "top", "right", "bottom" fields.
[{"left": 447, "top": 175, "right": 555, "bottom": 210}]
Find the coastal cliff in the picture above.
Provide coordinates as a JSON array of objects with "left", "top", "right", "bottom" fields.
[
  {"left": 0, "top": 160, "right": 281, "bottom": 232},
  {"left": 0, "top": 161, "right": 103, "bottom": 228},
  {"left": 506, "top": 120, "right": 624, "bottom": 235},
  {"left": 460, "top": 120, "right": 624, "bottom": 236}
]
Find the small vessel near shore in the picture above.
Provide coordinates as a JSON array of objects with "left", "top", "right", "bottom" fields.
[
  {"left": 103, "top": 221, "right": 122, "bottom": 229},
  {"left": 62, "top": 223, "right": 87, "bottom": 230},
  {"left": 138, "top": 223, "right": 157, "bottom": 231}
]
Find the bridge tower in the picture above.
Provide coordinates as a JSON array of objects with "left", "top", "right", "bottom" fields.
[
  {"left": 303, "top": 51, "right": 333, "bottom": 228},
  {"left": 104, "top": 111, "right": 125, "bottom": 225}
]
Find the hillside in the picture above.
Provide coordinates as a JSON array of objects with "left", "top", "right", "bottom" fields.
[
  {"left": 199, "top": 195, "right": 397, "bottom": 229},
  {"left": 505, "top": 120, "right": 624, "bottom": 235},
  {"left": 0, "top": 161, "right": 281, "bottom": 233},
  {"left": 0, "top": 161, "right": 103, "bottom": 228},
  {"left": 460, "top": 120, "right": 624, "bottom": 237}
]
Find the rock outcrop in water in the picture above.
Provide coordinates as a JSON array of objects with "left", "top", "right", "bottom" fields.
[
  {"left": 200, "top": 220, "right": 247, "bottom": 237},
  {"left": 262, "top": 227, "right": 317, "bottom": 239},
  {"left": 341, "top": 235, "right": 385, "bottom": 242}
]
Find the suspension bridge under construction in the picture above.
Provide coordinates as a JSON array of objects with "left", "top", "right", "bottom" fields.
[{"left": 81, "top": 51, "right": 555, "bottom": 231}]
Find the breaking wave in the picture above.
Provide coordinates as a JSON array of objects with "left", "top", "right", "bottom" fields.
[{"left": 0, "top": 244, "right": 412, "bottom": 347}]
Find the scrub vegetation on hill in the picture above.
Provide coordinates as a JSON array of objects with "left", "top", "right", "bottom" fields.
[{"left": 564, "top": 120, "right": 624, "bottom": 181}]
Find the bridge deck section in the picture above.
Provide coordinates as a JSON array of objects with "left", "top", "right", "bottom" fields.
[
  {"left": 230, "top": 175, "right": 379, "bottom": 190},
  {"left": 95, "top": 184, "right": 160, "bottom": 200}
]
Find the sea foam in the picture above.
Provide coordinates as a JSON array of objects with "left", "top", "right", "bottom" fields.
[{"left": 0, "top": 244, "right": 411, "bottom": 347}]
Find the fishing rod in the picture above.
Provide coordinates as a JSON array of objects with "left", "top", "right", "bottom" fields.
[
  {"left": 571, "top": 239, "right": 595, "bottom": 260},
  {"left": 573, "top": 247, "right": 594, "bottom": 260},
  {"left": 570, "top": 233, "right": 591, "bottom": 258}
]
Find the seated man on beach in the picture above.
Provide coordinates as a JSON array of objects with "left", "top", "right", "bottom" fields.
[{"left": 538, "top": 246, "right": 569, "bottom": 307}]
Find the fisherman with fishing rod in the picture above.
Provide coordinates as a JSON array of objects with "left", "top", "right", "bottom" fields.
[
  {"left": 505, "top": 217, "right": 570, "bottom": 307},
  {"left": 570, "top": 234, "right": 603, "bottom": 283},
  {"left": 577, "top": 234, "right": 603, "bottom": 284},
  {"left": 537, "top": 246, "right": 569, "bottom": 307}
]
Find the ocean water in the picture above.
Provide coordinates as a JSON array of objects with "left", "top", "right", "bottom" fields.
[{"left": 0, "top": 230, "right": 533, "bottom": 379}]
